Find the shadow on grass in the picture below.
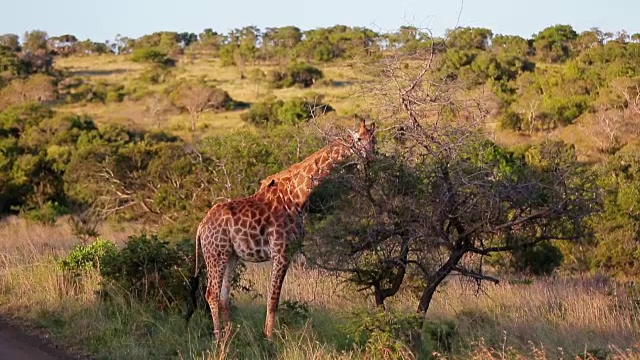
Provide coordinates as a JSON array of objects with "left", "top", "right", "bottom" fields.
[{"left": 69, "top": 69, "right": 130, "bottom": 77}]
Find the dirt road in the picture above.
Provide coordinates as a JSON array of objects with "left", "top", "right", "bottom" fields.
[{"left": 0, "top": 317, "right": 83, "bottom": 360}]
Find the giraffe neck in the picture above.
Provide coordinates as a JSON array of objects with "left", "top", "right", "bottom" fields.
[{"left": 271, "top": 139, "right": 353, "bottom": 209}]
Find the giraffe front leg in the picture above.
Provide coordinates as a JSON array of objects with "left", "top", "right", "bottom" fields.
[
  {"left": 205, "top": 257, "right": 227, "bottom": 339},
  {"left": 264, "top": 255, "right": 290, "bottom": 339}
]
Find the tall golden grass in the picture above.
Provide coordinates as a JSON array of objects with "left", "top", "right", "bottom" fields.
[{"left": 0, "top": 217, "right": 639, "bottom": 359}]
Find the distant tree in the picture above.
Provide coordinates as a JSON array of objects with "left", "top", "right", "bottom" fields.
[
  {"left": 574, "top": 29, "right": 604, "bottom": 52},
  {"left": 48, "top": 34, "right": 78, "bottom": 56},
  {"left": 197, "top": 29, "right": 225, "bottom": 54},
  {"left": 0, "top": 47, "right": 20, "bottom": 76},
  {"left": 233, "top": 26, "right": 260, "bottom": 65},
  {"left": 447, "top": 27, "right": 493, "bottom": 51},
  {"left": 177, "top": 32, "right": 198, "bottom": 48},
  {"left": 247, "top": 68, "right": 266, "bottom": 97},
  {"left": 114, "top": 34, "right": 133, "bottom": 54},
  {"left": 23, "top": 30, "right": 49, "bottom": 53},
  {"left": 262, "top": 26, "right": 302, "bottom": 63},
  {"left": 491, "top": 34, "right": 531, "bottom": 57},
  {"left": 533, "top": 24, "right": 578, "bottom": 62},
  {"left": 74, "top": 40, "right": 112, "bottom": 55},
  {"left": 170, "top": 80, "right": 233, "bottom": 130},
  {"left": 130, "top": 31, "right": 182, "bottom": 55},
  {"left": 0, "top": 74, "right": 56, "bottom": 108},
  {"left": 0, "top": 34, "right": 21, "bottom": 52},
  {"left": 510, "top": 72, "right": 543, "bottom": 131},
  {"left": 144, "top": 93, "right": 174, "bottom": 128}
]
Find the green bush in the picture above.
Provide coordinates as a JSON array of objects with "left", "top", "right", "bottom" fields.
[
  {"left": 344, "top": 309, "right": 437, "bottom": 359},
  {"left": 278, "top": 300, "right": 311, "bottom": 327},
  {"left": 69, "top": 81, "right": 128, "bottom": 104},
  {"left": 241, "top": 96, "right": 333, "bottom": 127},
  {"left": 267, "top": 62, "right": 323, "bottom": 89},
  {"left": 138, "top": 65, "right": 174, "bottom": 84},
  {"left": 511, "top": 241, "right": 565, "bottom": 276},
  {"left": 21, "top": 201, "right": 69, "bottom": 224},
  {"left": 99, "top": 234, "right": 191, "bottom": 307},
  {"left": 497, "top": 109, "right": 524, "bottom": 130},
  {"left": 131, "top": 47, "right": 175, "bottom": 67},
  {"left": 58, "top": 239, "right": 118, "bottom": 277}
]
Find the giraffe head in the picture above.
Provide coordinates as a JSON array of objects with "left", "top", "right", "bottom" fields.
[{"left": 347, "top": 117, "right": 377, "bottom": 159}]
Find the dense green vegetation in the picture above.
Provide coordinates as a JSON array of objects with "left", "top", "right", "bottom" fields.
[{"left": 1, "top": 23, "right": 640, "bottom": 359}]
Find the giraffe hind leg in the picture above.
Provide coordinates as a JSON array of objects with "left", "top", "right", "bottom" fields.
[
  {"left": 205, "top": 256, "right": 227, "bottom": 338},
  {"left": 219, "top": 255, "right": 239, "bottom": 327}
]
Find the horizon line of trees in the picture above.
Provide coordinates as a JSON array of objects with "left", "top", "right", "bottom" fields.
[{"left": 1, "top": 24, "right": 639, "bottom": 61}]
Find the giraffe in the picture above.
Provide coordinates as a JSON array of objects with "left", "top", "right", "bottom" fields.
[{"left": 187, "top": 118, "right": 376, "bottom": 340}]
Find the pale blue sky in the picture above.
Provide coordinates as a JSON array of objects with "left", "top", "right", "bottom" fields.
[{"left": 2, "top": 0, "right": 638, "bottom": 42}]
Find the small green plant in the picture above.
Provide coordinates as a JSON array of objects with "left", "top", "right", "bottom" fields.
[
  {"left": 344, "top": 309, "right": 423, "bottom": 359},
  {"left": 574, "top": 347, "right": 612, "bottom": 360},
  {"left": 58, "top": 238, "right": 118, "bottom": 277},
  {"left": 278, "top": 300, "right": 311, "bottom": 327},
  {"left": 21, "top": 201, "right": 69, "bottom": 224}
]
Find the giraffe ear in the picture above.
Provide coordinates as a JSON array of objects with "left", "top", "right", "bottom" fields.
[
  {"left": 358, "top": 117, "right": 367, "bottom": 132},
  {"left": 369, "top": 122, "right": 376, "bottom": 132}
]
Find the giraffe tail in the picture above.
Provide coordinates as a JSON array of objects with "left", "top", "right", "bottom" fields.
[
  {"left": 185, "top": 229, "right": 202, "bottom": 325},
  {"left": 194, "top": 227, "right": 201, "bottom": 278}
]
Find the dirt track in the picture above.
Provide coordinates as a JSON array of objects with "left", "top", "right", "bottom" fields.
[{"left": 0, "top": 317, "right": 83, "bottom": 360}]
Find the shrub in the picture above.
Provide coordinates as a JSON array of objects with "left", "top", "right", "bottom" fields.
[
  {"left": 58, "top": 239, "right": 118, "bottom": 277},
  {"left": 131, "top": 47, "right": 175, "bottom": 67},
  {"left": 497, "top": 109, "right": 524, "bottom": 130},
  {"left": 21, "top": 201, "right": 69, "bottom": 224},
  {"left": 494, "top": 241, "right": 564, "bottom": 276},
  {"left": 267, "top": 62, "right": 323, "bottom": 89},
  {"left": 68, "top": 80, "right": 128, "bottom": 103},
  {"left": 99, "top": 234, "right": 190, "bottom": 308},
  {"left": 138, "top": 65, "right": 174, "bottom": 84},
  {"left": 241, "top": 96, "right": 333, "bottom": 127},
  {"left": 342, "top": 308, "right": 453, "bottom": 359},
  {"left": 241, "top": 97, "right": 281, "bottom": 125},
  {"left": 278, "top": 300, "right": 311, "bottom": 327}
]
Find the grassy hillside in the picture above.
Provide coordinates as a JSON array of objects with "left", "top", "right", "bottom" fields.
[{"left": 51, "top": 54, "right": 367, "bottom": 140}]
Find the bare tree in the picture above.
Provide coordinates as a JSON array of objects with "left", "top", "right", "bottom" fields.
[
  {"left": 144, "top": 93, "right": 173, "bottom": 128},
  {"left": 171, "top": 80, "right": 231, "bottom": 131},
  {"left": 579, "top": 108, "right": 625, "bottom": 153},
  {"left": 305, "top": 35, "right": 598, "bottom": 318},
  {"left": 611, "top": 77, "right": 640, "bottom": 115}
]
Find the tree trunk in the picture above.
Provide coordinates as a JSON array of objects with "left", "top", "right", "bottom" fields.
[
  {"left": 416, "top": 250, "right": 464, "bottom": 314},
  {"left": 190, "top": 113, "right": 198, "bottom": 131},
  {"left": 373, "top": 285, "right": 386, "bottom": 308}
]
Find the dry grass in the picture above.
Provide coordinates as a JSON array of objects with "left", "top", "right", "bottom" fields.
[
  {"left": 0, "top": 219, "right": 639, "bottom": 359},
  {"left": 52, "top": 54, "right": 367, "bottom": 140}
]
